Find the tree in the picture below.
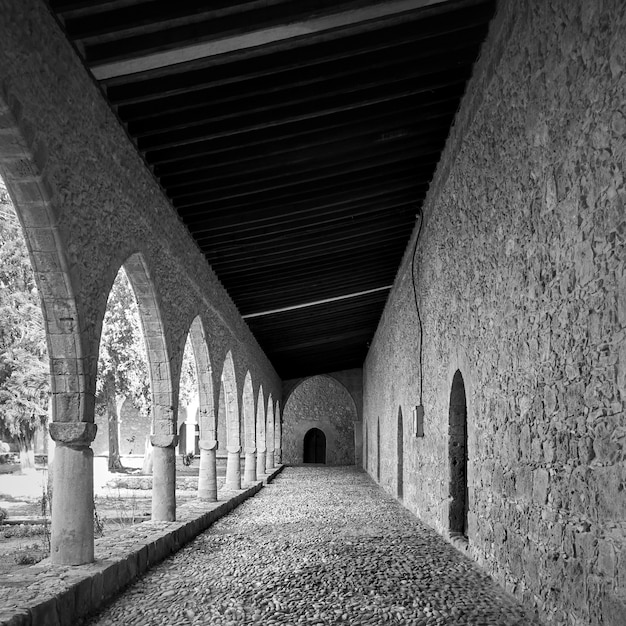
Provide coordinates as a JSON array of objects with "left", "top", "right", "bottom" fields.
[
  {"left": 0, "top": 180, "right": 49, "bottom": 471},
  {"left": 96, "top": 268, "right": 151, "bottom": 471}
]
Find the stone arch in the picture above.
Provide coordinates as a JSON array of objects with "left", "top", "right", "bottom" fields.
[
  {"left": 0, "top": 101, "right": 93, "bottom": 564},
  {"left": 220, "top": 351, "right": 240, "bottom": 448},
  {"left": 265, "top": 394, "right": 275, "bottom": 472},
  {"left": 242, "top": 371, "right": 256, "bottom": 483},
  {"left": 221, "top": 351, "right": 241, "bottom": 490},
  {"left": 121, "top": 254, "right": 173, "bottom": 439},
  {"left": 187, "top": 316, "right": 214, "bottom": 442},
  {"left": 242, "top": 372, "right": 255, "bottom": 451},
  {"left": 303, "top": 427, "right": 326, "bottom": 463},
  {"left": 282, "top": 376, "right": 357, "bottom": 466},
  {"left": 121, "top": 253, "right": 174, "bottom": 521},
  {"left": 397, "top": 406, "right": 404, "bottom": 500},
  {"left": 449, "top": 369, "right": 468, "bottom": 538},
  {"left": 183, "top": 316, "right": 218, "bottom": 500},
  {"left": 256, "top": 385, "right": 266, "bottom": 476},
  {"left": 284, "top": 374, "right": 359, "bottom": 419},
  {"left": 0, "top": 98, "right": 85, "bottom": 429}
]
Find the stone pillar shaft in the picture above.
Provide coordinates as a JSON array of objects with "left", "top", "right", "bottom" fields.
[
  {"left": 225, "top": 447, "right": 241, "bottom": 490},
  {"left": 49, "top": 422, "right": 96, "bottom": 565},
  {"left": 256, "top": 449, "right": 266, "bottom": 477},
  {"left": 243, "top": 450, "right": 256, "bottom": 484},
  {"left": 198, "top": 441, "right": 217, "bottom": 501},
  {"left": 151, "top": 434, "right": 177, "bottom": 521},
  {"left": 265, "top": 446, "right": 274, "bottom": 473}
]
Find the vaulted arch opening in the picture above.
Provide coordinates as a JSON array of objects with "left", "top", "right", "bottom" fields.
[
  {"left": 220, "top": 351, "right": 241, "bottom": 490},
  {"left": 116, "top": 254, "right": 173, "bottom": 521},
  {"left": 449, "top": 370, "right": 468, "bottom": 538},
  {"left": 177, "top": 331, "right": 200, "bottom": 457},
  {"left": 0, "top": 177, "right": 49, "bottom": 473},
  {"left": 303, "top": 428, "right": 326, "bottom": 464},
  {"left": 95, "top": 265, "right": 151, "bottom": 475},
  {"left": 183, "top": 316, "right": 216, "bottom": 500}
]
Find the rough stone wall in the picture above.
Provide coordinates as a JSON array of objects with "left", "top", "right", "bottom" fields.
[
  {"left": 282, "top": 375, "right": 358, "bottom": 465},
  {"left": 363, "top": 2, "right": 626, "bottom": 625},
  {"left": 0, "top": 0, "right": 281, "bottom": 440}
]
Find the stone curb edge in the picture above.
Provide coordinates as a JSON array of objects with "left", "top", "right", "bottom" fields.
[{"left": 0, "top": 465, "right": 284, "bottom": 626}]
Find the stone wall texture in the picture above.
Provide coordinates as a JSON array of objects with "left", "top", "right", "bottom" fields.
[
  {"left": 363, "top": 1, "right": 626, "bottom": 625},
  {"left": 282, "top": 375, "right": 358, "bottom": 466},
  {"left": 0, "top": 0, "right": 281, "bottom": 441}
]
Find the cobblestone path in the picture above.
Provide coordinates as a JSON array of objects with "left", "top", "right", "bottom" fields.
[{"left": 80, "top": 467, "right": 542, "bottom": 626}]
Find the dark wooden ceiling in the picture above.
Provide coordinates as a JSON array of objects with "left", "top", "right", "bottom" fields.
[{"left": 47, "top": 0, "right": 496, "bottom": 379}]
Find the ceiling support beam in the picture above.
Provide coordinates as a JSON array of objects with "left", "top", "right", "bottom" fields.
[
  {"left": 91, "top": 0, "right": 449, "bottom": 79},
  {"left": 242, "top": 285, "right": 392, "bottom": 319}
]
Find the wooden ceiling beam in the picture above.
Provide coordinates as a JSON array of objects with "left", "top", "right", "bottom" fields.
[
  {"left": 148, "top": 88, "right": 463, "bottom": 167},
  {"left": 116, "top": 33, "right": 484, "bottom": 121},
  {"left": 173, "top": 160, "right": 429, "bottom": 209},
  {"left": 168, "top": 146, "right": 440, "bottom": 202},
  {"left": 135, "top": 73, "right": 469, "bottom": 150},
  {"left": 89, "top": 0, "right": 453, "bottom": 79},
  {"left": 103, "top": 5, "right": 493, "bottom": 98},
  {"left": 178, "top": 179, "right": 424, "bottom": 219}
]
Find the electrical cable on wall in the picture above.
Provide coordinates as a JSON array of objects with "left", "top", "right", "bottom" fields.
[{"left": 411, "top": 211, "right": 424, "bottom": 407}]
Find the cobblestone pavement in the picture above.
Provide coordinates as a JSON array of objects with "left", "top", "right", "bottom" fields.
[{"left": 79, "top": 467, "right": 542, "bottom": 626}]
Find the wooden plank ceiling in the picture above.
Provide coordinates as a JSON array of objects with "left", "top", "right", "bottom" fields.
[{"left": 48, "top": 0, "right": 496, "bottom": 379}]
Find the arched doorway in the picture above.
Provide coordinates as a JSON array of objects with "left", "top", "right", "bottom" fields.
[
  {"left": 303, "top": 428, "right": 326, "bottom": 463},
  {"left": 377, "top": 416, "right": 381, "bottom": 481},
  {"left": 449, "top": 370, "right": 468, "bottom": 537}
]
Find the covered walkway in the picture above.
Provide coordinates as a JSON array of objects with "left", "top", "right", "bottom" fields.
[{"left": 80, "top": 467, "right": 540, "bottom": 626}]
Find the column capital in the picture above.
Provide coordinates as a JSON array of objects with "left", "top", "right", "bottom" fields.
[
  {"left": 199, "top": 439, "right": 218, "bottom": 451},
  {"left": 227, "top": 444, "right": 241, "bottom": 454},
  {"left": 150, "top": 434, "right": 178, "bottom": 448},
  {"left": 49, "top": 422, "right": 97, "bottom": 447},
  {"left": 244, "top": 446, "right": 256, "bottom": 455}
]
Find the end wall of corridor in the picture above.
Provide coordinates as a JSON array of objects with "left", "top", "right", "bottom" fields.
[{"left": 362, "top": 2, "right": 626, "bottom": 625}]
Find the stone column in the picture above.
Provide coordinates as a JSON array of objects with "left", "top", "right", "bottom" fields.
[
  {"left": 274, "top": 447, "right": 281, "bottom": 466},
  {"left": 225, "top": 445, "right": 241, "bottom": 490},
  {"left": 256, "top": 447, "right": 266, "bottom": 477},
  {"left": 243, "top": 447, "right": 256, "bottom": 484},
  {"left": 49, "top": 422, "right": 97, "bottom": 565},
  {"left": 197, "top": 439, "right": 217, "bottom": 501},
  {"left": 265, "top": 443, "right": 274, "bottom": 473},
  {"left": 151, "top": 434, "right": 177, "bottom": 521}
]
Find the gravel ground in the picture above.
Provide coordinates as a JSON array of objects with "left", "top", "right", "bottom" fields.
[{"left": 79, "top": 466, "right": 542, "bottom": 626}]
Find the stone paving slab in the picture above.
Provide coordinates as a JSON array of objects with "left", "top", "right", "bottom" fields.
[
  {"left": 0, "top": 466, "right": 284, "bottom": 626},
  {"left": 76, "top": 466, "right": 544, "bottom": 626}
]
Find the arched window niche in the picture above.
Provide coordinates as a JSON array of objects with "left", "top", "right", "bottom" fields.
[{"left": 448, "top": 370, "right": 468, "bottom": 539}]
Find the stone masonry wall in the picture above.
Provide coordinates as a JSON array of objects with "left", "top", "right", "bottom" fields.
[
  {"left": 282, "top": 375, "right": 358, "bottom": 466},
  {"left": 0, "top": 0, "right": 282, "bottom": 434},
  {"left": 363, "top": 2, "right": 626, "bottom": 625}
]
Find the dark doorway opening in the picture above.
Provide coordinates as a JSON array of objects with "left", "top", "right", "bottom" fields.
[
  {"left": 449, "top": 370, "right": 468, "bottom": 537},
  {"left": 377, "top": 417, "right": 381, "bottom": 481},
  {"left": 303, "top": 428, "right": 326, "bottom": 463},
  {"left": 397, "top": 407, "right": 404, "bottom": 499}
]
